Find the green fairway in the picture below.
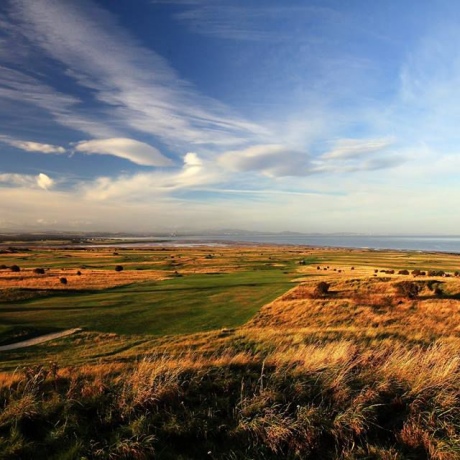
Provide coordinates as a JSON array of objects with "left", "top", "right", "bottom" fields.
[{"left": 0, "top": 270, "right": 294, "bottom": 337}]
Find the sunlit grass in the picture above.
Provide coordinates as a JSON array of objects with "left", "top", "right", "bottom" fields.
[{"left": 0, "top": 245, "right": 459, "bottom": 458}]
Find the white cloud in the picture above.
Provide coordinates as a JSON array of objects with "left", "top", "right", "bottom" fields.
[
  {"left": 312, "top": 137, "right": 406, "bottom": 174},
  {"left": 218, "top": 139, "right": 406, "bottom": 178},
  {"left": 219, "top": 144, "right": 311, "bottom": 177},
  {"left": 36, "top": 173, "right": 54, "bottom": 190},
  {"left": 0, "top": 173, "right": 36, "bottom": 188},
  {"left": 74, "top": 138, "right": 173, "bottom": 167},
  {"left": 184, "top": 152, "right": 202, "bottom": 167},
  {"left": 82, "top": 152, "right": 216, "bottom": 201},
  {"left": 0, "top": 172, "right": 54, "bottom": 190},
  {"left": 0, "top": 136, "right": 66, "bottom": 154},
  {"left": 322, "top": 138, "right": 394, "bottom": 160}
]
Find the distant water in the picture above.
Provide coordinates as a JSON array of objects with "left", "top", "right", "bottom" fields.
[{"left": 106, "top": 235, "right": 460, "bottom": 253}]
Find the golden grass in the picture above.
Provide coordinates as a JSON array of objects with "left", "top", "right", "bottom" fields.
[
  {"left": 0, "top": 267, "right": 167, "bottom": 290},
  {"left": 248, "top": 271, "right": 460, "bottom": 341},
  {"left": 0, "top": 245, "right": 459, "bottom": 458}
]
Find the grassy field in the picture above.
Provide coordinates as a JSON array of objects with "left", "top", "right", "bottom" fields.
[
  {"left": 0, "top": 244, "right": 459, "bottom": 459},
  {"left": 0, "top": 245, "right": 303, "bottom": 342}
]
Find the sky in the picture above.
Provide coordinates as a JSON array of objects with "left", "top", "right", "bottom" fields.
[{"left": 1, "top": 0, "right": 460, "bottom": 234}]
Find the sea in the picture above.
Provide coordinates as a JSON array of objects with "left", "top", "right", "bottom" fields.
[{"left": 105, "top": 234, "right": 460, "bottom": 254}]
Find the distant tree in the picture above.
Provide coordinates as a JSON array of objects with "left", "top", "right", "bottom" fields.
[
  {"left": 0, "top": 264, "right": 8, "bottom": 269},
  {"left": 59, "top": 277, "right": 67, "bottom": 285},
  {"left": 115, "top": 265, "right": 124, "bottom": 272},
  {"left": 33, "top": 268, "right": 45, "bottom": 275},
  {"left": 10, "top": 265, "right": 20, "bottom": 272},
  {"left": 76, "top": 271, "right": 82, "bottom": 276},
  {"left": 398, "top": 270, "right": 409, "bottom": 275}
]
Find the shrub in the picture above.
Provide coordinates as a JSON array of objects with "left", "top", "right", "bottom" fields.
[
  {"left": 428, "top": 270, "right": 445, "bottom": 277},
  {"left": 10, "top": 265, "right": 20, "bottom": 272},
  {"left": 115, "top": 265, "right": 124, "bottom": 272},
  {"left": 398, "top": 269, "right": 409, "bottom": 275},
  {"left": 313, "top": 281, "right": 330, "bottom": 297},
  {"left": 33, "top": 268, "right": 45, "bottom": 275},
  {"left": 59, "top": 277, "right": 67, "bottom": 285},
  {"left": 396, "top": 281, "right": 421, "bottom": 299},
  {"left": 427, "top": 280, "right": 444, "bottom": 296}
]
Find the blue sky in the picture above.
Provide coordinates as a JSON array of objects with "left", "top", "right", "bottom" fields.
[{"left": 1, "top": 0, "right": 460, "bottom": 234}]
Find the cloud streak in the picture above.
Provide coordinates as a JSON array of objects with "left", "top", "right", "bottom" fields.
[
  {"left": 172, "top": 4, "right": 340, "bottom": 42},
  {"left": 7, "top": 0, "right": 266, "bottom": 151},
  {"left": 218, "top": 139, "right": 404, "bottom": 177},
  {"left": 322, "top": 138, "right": 394, "bottom": 160},
  {"left": 74, "top": 138, "right": 173, "bottom": 167},
  {"left": 0, "top": 136, "right": 66, "bottom": 154},
  {"left": 219, "top": 144, "right": 312, "bottom": 177}
]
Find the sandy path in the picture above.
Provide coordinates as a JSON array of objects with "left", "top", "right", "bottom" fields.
[{"left": 0, "top": 328, "right": 82, "bottom": 351}]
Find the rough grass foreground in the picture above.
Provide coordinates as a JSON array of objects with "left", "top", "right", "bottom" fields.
[{"left": 0, "top": 338, "right": 459, "bottom": 459}]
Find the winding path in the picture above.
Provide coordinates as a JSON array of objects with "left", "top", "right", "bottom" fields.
[{"left": 0, "top": 328, "right": 82, "bottom": 351}]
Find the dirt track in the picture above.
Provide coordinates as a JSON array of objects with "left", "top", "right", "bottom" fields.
[{"left": 0, "top": 328, "right": 82, "bottom": 351}]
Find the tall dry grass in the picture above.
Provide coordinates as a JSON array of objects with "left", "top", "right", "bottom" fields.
[{"left": 0, "top": 335, "right": 458, "bottom": 459}]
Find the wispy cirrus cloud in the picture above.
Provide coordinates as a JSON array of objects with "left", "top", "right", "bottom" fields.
[
  {"left": 6, "top": 0, "right": 266, "bottom": 152},
  {"left": 321, "top": 138, "right": 394, "bottom": 160},
  {"left": 172, "top": 3, "right": 340, "bottom": 42}
]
